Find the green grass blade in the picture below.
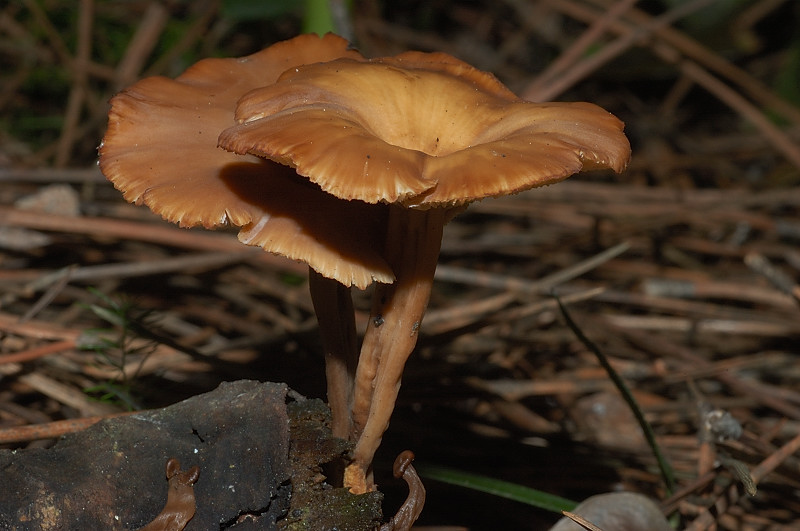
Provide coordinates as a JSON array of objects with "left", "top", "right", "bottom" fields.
[
  {"left": 554, "top": 293, "right": 677, "bottom": 495},
  {"left": 303, "top": 0, "right": 336, "bottom": 36},
  {"left": 416, "top": 463, "right": 577, "bottom": 513}
]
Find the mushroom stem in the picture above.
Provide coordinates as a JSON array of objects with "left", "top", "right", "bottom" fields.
[
  {"left": 345, "top": 206, "right": 448, "bottom": 493},
  {"left": 308, "top": 267, "right": 359, "bottom": 440}
]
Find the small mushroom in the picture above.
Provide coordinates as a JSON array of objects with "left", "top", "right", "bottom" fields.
[
  {"left": 137, "top": 458, "right": 200, "bottom": 531},
  {"left": 219, "top": 49, "right": 630, "bottom": 492},
  {"left": 379, "top": 451, "right": 425, "bottom": 531}
]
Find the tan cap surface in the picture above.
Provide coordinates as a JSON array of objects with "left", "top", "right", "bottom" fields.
[
  {"left": 219, "top": 52, "right": 631, "bottom": 208},
  {"left": 100, "top": 34, "right": 393, "bottom": 289}
]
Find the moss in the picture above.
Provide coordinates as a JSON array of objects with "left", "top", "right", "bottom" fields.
[{"left": 281, "top": 397, "right": 383, "bottom": 531}]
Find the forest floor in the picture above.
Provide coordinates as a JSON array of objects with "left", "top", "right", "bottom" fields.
[{"left": 2, "top": 1, "right": 800, "bottom": 529}]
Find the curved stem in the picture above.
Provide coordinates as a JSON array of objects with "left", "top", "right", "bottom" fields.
[
  {"left": 379, "top": 451, "right": 426, "bottom": 531},
  {"left": 345, "top": 207, "right": 447, "bottom": 493}
]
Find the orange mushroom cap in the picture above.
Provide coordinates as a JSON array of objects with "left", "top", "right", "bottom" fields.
[
  {"left": 99, "top": 34, "right": 393, "bottom": 289},
  {"left": 218, "top": 51, "right": 631, "bottom": 208}
]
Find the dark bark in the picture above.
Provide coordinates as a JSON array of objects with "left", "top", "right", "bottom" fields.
[{"left": 0, "top": 381, "right": 382, "bottom": 530}]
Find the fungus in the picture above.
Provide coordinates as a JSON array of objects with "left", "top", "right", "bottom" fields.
[
  {"left": 138, "top": 458, "right": 200, "bottom": 531},
  {"left": 99, "top": 34, "right": 389, "bottom": 290},
  {"left": 100, "top": 33, "right": 389, "bottom": 445},
  {"left": 219, "top": 50, "right": 630, "bottom": 492},
  {"left": 379, "top": 451, "right": 425, "bottom": 531},
  {"left": 101, "top": 34, "right": 630, "bottom": 496}
]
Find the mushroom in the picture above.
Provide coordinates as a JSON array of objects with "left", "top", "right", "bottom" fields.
[
  {"left": 218, "top": 50, "right": 631, "bottom": 492},
  {"left": 100, "top": 34, "right": 630, "bottom": 496},
  {"left": 99, "top": 34, "right": 389, "bottom": 444},
  {"left": 138, "top": 458, "right": 200, "bottom": 531},
  {"left": 379, "top": 450, "right": 426, "bottom": 531}
]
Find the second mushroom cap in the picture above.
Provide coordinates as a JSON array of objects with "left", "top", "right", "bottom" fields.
[{"left": 219, "top": 52, "right": 630, "bottom": 208}]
